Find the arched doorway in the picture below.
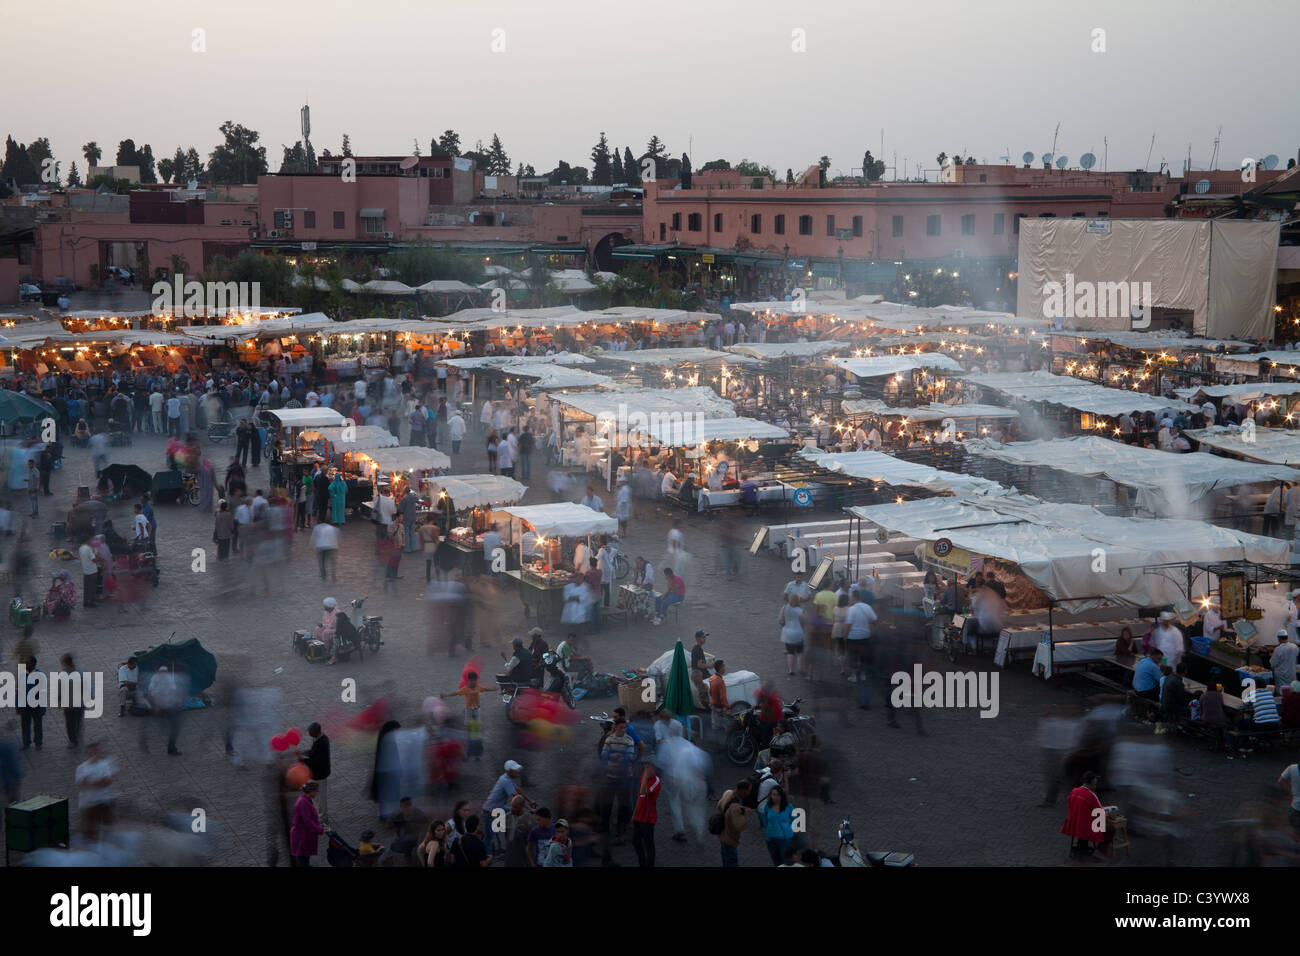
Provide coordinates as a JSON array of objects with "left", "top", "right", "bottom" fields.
[{"left": 592, "top": 232, "right": 633, "bottom": 272}]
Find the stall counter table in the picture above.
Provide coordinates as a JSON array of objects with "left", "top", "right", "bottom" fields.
[
  {"left": 448, "top": 539, "right": 485, "bottom": 577},
  {"left": 505, "top": 568, "right": 568, "bottom": 627}
]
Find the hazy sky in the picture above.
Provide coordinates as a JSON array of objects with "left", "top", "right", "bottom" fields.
[{"left": 4, "top": 0, "right": 1296, "bottom": 180}]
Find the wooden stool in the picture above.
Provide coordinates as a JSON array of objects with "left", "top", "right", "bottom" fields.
[{"left": 1109, "top": 814, "right": 1130, "bottom": 858}]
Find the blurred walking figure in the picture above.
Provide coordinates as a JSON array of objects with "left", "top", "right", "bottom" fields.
[
  {"left": 59, "top": 653, "right": 83, "bottom": 748},
  {"left": 290, "top": 781, "right": 328, "bottom": 867},
  {"left": 427, "top": 577, "right": 472, "bottom": 656},
  {"left": 147, "top": 665, "right": 186, "bottom": 756},
  {"left": 74, "top": 742, "right": 115, "bottom": 840}
]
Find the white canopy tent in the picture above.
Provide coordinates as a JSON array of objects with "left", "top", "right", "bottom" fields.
[
  {"left": 1183, "top": 426, "right": 1300, "bottom": 465},
  {"left": 361, "top": 280, "right": 417, "bottom": 295},
  {"left": 355, "top": 446, "right": 452, "bottom": 475},
  {"left": 598, "top": 348, "right": 760, "bottom": 368},
  {"left": 415, "top": 279, "right": 480, "bottom": 294},
  {"left": 423, "top": 474, "right": 527, "bottom": 509},
  {"left": 832, "top": 354, "right": 964, "bottom": 379},
  {"left": 267, "top": 407, "right": 348, "bottom": 429},
  {"left": 550, "top": 386, "right": 736, "bottom": 426},
  {"left": 501, "top": 365, "right": 616, "bottom": 390},
  {"left": 850, "top": 494, "right": 1288, "bottom": 610},
  {"left": 840, "top": 400, "right": 1019, "bottom": 422},
  {"left": 438, "top": 352, "right": 594, "bottom": 371},
  {"left": 298, "top": 425, "right": 399, "bottom": 451},
  {"left": 493, "top": 502, "right": 617, "bottom": 539},
  {"left": 966, "top": 370, "right": 1198, "bottom": 417},
  {"left": 1174, "top": 382, "right": 1300, "bottom": 403},
  {"left": 627, "top": 416, "right": 790, "bottom": 448},
  {"left": 799, "top": 447, "right": 1009, "bottom": 497},
  {"left": 961, "top": 435, "right": 1300, "bottom": 515},
  {"left": 723, "top": 342, "right": 843, "bottom": 360}
]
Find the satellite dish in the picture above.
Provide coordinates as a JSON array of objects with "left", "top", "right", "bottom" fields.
[
  {"left": 1079, "top": 152, "right": 1096, "bottom": 169},
  {"left": 1041, "top": 153, "right": 1053, "bottom": 164},
  {"left": 398, "top": 156, "right": 419, "bottom": 170},
  {"left": 1195, "top": 179, "right": 1211, "bottom": 194},
  {"left": 1055, "top": 156, "right": 1069, "bottom": 169},
  {"left": 1021, "top": 151, "right": 1035, "bottom": 164},
  {"left": 1263, "top": 154, "right": 1280, "bottom": 170}
]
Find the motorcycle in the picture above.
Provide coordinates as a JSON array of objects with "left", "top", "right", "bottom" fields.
[
  {"left": 349, "top": 596, "right": 384, "bottom": 655},
  {"left": 294, "top": 596, "right": 382, "bottom": 664},
  {"left": 498, "top": 654, "right": 575, "bottom": 718},
  {"left": 724, "top": 697, "right": 816, "bottom": 767},
  {"left": 835, "top": 817, "right": 916, "bottom": 868}
]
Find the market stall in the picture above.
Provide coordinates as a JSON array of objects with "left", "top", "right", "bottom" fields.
[
  {"left": 492, "top": 502, "right": 618, "bottom": 625},
  {"left": 267, "top": 407, "right": 349, "bottom": 486},
  {"left": 297, "top": 425, "right": 400, "bottom": 463},
  {"left": 425, "top": 474, "right": 528, "bottom": 575},
  {"left": 351, "top": 446, "right": 453, "bottom": 509}
]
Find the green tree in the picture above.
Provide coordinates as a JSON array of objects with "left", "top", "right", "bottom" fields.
[
  {"left": 207, "top": 121, "right": 269, "bottom": 184},
  {"left": 82, "top": 141, "right": 102, "bottom": 168},
  {"left": 436, "top": 130, "right": 460, "bottom": 156},
  {"left": 623, "top": 147, "right": 640, "bottom": 186},
  {"left": 644, "top": 135, "right": 667, "bottom": 177},
  {"left": 139, "top": 144, "right": 157, "bottom": 183},
  {"left": 862, "top": 150, "right": 885, "bottom": 181},
  {"left": 341, "top": 133, "right": 353, "bottom": 156},
  {"left": 184, "top": 147, "right": 203, "bottom": 183},
  {"left": 385, "top": 241, "right": 484, "bottom": 286},
  {"left": 680, "top": 153, "right": 692, "bottom": 188},
  {"left": 279, "top": 141, "right": 311, "bottom": 174},
  {"left": 66, "top": 161, "right": 82, "bottom": 187},
  {"left": 158, "top": 156, "right": 176, "bottom": 184},
  {"left": 168, "top": 147, "right": 187, "bottom": 184},
  {"left": 700, "top": 159, "right": 731, "bottom": 171},
  {"left": 486, "top": 134, "right": 510, "bottom": 175},
  {"left": 2, "top": 136, "right": 39, "bottom": 186},
  {"left": 817, "top": 155, "right": 831, "bottom": 186},
  {"left": 116, "top": 138, "right": 138, "bottom": 166},
  {"left": 936, "top": 151, "right": 948, "bottom": 167},
  {"left": 590, "top": 132, "right": 613, "bottom": 186},
  {"left": 735, "top": 159, "right": 777, "bottom": 181},
  {"left": 85, "top": 175, "right": 135, "bottom": 194},
  {"left": 611, "top": 148, "right": 626, "bottom": 183}
]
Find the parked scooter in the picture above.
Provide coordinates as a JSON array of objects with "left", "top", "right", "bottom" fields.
[
  {"left": 294, "top": 596, "right": 383, "bottom": 664},
  {"left": 724, "top": 697, "right": 816, "bottom": 766}
]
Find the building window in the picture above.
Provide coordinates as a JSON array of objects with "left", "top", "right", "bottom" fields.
[
  {"left": 774, "top": 214, "right": 785, "bottom": 235},
  {"left": 750, "top": 213, "right": 762, "bottom": 234},
  {"left": 1071, "top": 211, "right": 1086, "bottom": 217},
  {"left": 1096, "top": 211, "right": 1108, "bottom": 217},
  {"left": 926, "top": 214, "right": 941, "bottom": 236},
  {"left": 892, "top": 215, "right": 903, "bottom": 238},
  {"left": 333, "top": 211, "right": 345, "bottom": 229},
  {"left": 1038, "top": 212, "right": 1056, "bottom": 218},
  {"left": 303, "top": 210, "right": 316, "bottom": 229},
  {"left": 671, "top": 212, "right": 681, "bottom": 231},
  {"left": 825, "top": 215, "right": 835, "bottom": 237},
  {"left": 362, "top": 215, "right": 385, "bottom": 235},
  {"left": 714, "top": 213, "right": 723, "bottom": 232},
  {"left": 688, "top": 213, "right": 702, "bottom": 232},
  {"left": 961, "top": 214, "right": 975, "bottom": 235},
  {"left": 659, "top": 222, "right": 666, "bottom": 241},
  {"left": 852, "top": 215, "right": 863, "bottom": 237},
  {"left": 798, "top": 215, "right": 812, "bottom": 235},
  {"left": 1014, "top": 213, "right": 1027, "bottom": 234},
  {"left": 993, "top": 213, "right": 1005, "bottom": 235},
  {"left": 273, "top": 211, "right": 288, "bottom": 230}
]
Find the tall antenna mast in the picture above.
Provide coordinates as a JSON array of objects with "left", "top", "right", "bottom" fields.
[
  {"left": 1103, "top": 136, "right": 1108, "bottom": 172},
  {"left": 1145, "top": 134, "right": 1156, "bottom": 170},
  {"left": 1209, "top": 125, "right": 1222, "bottom": 170},
  {"left": 1051, "top": 122, "right": 1061, "bottom": 157}
]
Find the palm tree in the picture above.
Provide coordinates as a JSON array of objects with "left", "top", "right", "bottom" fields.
[{"left": 83, "top": 141, "right": 102, "bottom": 168}]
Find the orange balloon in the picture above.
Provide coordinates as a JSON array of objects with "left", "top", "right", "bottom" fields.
[{"left": 285, "top": 763, "right": 312, "bottom": 789}]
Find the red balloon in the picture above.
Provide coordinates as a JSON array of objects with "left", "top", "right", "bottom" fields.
[
  {"left": 271, "top": 735, "right": 289, "bottom": 752},
  {"left": 285, "top": 728, "right": 302, "bottom": 746},
  {"left": 285, "top": 763, "right": 311, "bottom": 788}
]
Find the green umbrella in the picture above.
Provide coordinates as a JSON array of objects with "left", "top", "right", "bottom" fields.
[
  {"left": 663, "top": 639, "right": 695, "bottom": 716},
  {"left": 0, "top": 390, "right": 56, "bottom": 425}
]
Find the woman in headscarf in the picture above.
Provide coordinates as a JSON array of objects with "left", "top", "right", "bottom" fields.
[
  {"left": 43, "top": 570, "right": 76, "bottom": 620},
  {"left": 315, "top": 596, "right": 340, "bottom": 656},
  {"left": 198, "top": 457, "right": 215, "bottom": 512},
  {"left": 1060, "top": 770, "right": 1109, "bottom": 859},
  {"left": 289, "top": 780, "right": 328, "bottom": 867},
  {"left": 329, "top": 470, "right": 347, "bottom": 525},
  {"left": 225, "top": 457, "right": 246, "bottom": 501}
]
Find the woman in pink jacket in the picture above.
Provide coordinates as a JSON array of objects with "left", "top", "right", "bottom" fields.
[{"left": 290, "top": 780, "right": 328, "bottom": 866}]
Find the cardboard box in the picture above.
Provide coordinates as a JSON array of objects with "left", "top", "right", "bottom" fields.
[{"left": 618, "top": 678, "right": 658, "bottom": 713}]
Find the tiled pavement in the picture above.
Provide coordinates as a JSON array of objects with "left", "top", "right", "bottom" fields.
[{"left": 0, "top": 413, "right": 1289, "bottom": 867}]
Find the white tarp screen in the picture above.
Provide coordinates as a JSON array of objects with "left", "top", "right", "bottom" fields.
[
  {"left": 961, "top": 435, "right": 1299, "bottom": 515},
  {"left": 299, "top": 425, "right": 399, "bottom": 450},
  {"left": 630, "top": 416, "right": 789, "bottom": 447},
  {"left": 1207, "top": 221, "right": 1281, "bottom": 340},
  {"left": 268, "top": 407, "right": 348, "bottom": 429},
  {"left": 850, "top": 495, "right": 1287, "bottom": 610},
  {"left": 799, "top": 447, "right": 1008, "bottom": 497},
  {"left": 724, "top": 342, "right": 842, "bottom": 360},
  {"left": 598, "top": 348, "right": 759, "bottom": 367},
  {"left": 1174, "top": 382, "right": 1300, "bottom": 402},
  {"left": 356, "top": 446, "right": 452, "bottom": 473},
  {"left": 1017, "top": 219, "right": 1278, "bottom": 339}
]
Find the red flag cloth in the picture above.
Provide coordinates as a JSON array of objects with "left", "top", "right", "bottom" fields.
[
  {"left": 460, "top": 655, "right": 485, "bottom": 688},
  {"left": 1060, "top": 785, "right": 1105, "bottom": 842}
]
